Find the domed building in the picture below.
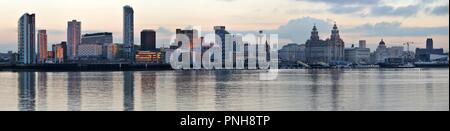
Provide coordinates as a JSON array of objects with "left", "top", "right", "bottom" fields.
[{"left": 370, "top": 39, "right": 404, "bottom": 64}]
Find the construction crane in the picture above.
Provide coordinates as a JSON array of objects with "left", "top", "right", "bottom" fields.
[
  {"left": 403, "top": 42, "right": 415, "bottom": 52},
  {"left": 403, "top": 42, "right": 415, "bottom": 62}
]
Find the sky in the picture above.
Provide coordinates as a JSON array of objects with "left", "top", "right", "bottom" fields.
[{"left": 0, "top": 0, "right": 448, "bottom": 52}]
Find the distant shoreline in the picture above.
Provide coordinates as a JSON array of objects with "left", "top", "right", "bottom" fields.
[
  {"left": 0, "top": 64, "right": 173, "bottom": 72},
  {"left": 0, "top": 63, "right": 448, "bottom": 72}
]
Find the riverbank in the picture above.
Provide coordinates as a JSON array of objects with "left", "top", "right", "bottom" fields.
[
  {"left": 1, "top": 63, "right": 448, "bottom": 72},
  {"left": 0, "top": 64, "right": 173, "bottom": 72}
]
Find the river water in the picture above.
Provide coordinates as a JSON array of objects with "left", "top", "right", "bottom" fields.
[{"left": 0, "top": 68, "right": 448, "bottom": 111}]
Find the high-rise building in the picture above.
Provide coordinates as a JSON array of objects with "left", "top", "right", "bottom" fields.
[
  {"left": 78, "top": 32, "right": 114, "bottom": 61},
  {"left": 18, "top": 13, "right": 36, "bottom": 64},
  {"left": 426, "top": 38, "right": 434, "bottom": 50},
  {"left": 415, "top": 38, "right": 445, "bottom": 62},
  {"left": 359, "top": 40, "right": 367, "bottom": 49},
  {"left": 141, "top": 30, "right": 156, "bottom": 51},
  {"left": 38, "top": 30, "right": 47, "bottom": 64},
  {"left": 123, "top": 5, "right": 134, "bottom": 61},
  {"left": 67, "top": 20, "right": 81, "bottom": 60},
  {"left": 214, "top": 26, "right": 230, "bottom": 67}
]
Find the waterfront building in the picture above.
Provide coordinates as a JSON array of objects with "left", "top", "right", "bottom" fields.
[
  {"left": 123, "top": 5, "right": 134, "bottom": 62},
  {"left": 38, "top": 30, "right": 47, "bottom": 64},
  {"left": 106, "top": 44, "right": 119, "bottom": 60},
  {"left": 18, "top": 13, "right": 36, "bottom": 64},
  {"left": 278, "top": 43, "right": 306, "bottom": 63},
  {"left": 305, "top": 23, "right": 345, "bottom": 65},
  {"left": 46, "top": 51, "right": 54, "bottom": 63},
  {"left": 135, "top": 51, "right": 162, "bottom": 63},
  {"left": 415, "top": 38, "right": 445, "bottom": 62},
  {"left": 141, "top": 30, "right": 156, "bottom": 51},
  {"left": 344, "top": 40, "right": 371, "bottom": 65},
  {"left": 81, "top": 32, "right": 113, "bottom": 45},
  {"left": 52, "top": 42, "right": 67, "bottom": 63},
  {"left": 77, "top": 44, "right": 103, "bottom": 60},
  {"left": 371, "top": 39, "right": 404, "bottom": 64},
  {"left": 67, "top": 20, "right": 81, "bottom": 60},
  {"left": 78, "top": 32, "right": 114, "bottom": 61},
  {"left": 214, "top": 26, "right": 230, "bottom": 67}
]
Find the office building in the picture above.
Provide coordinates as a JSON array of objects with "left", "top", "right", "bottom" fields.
[
  {"left": 279, "top": 43, "right": 306, "bottom": 63},
  {"left": 415, "top": 38, "right": 445, "bottom": 62},
  {"left": 81, "top": 32, "right": 113, "bottom": 45},
  {"left": 214, "top": 26, "right": 230, "bottom": 67},
  {"left": 123, "top": 5, "right": 134, "bottom": 61},
  {"left": 38, "top": 30, "right": 47, "bottom": 64},
  {"left": 135, "top": 51, "right": 162, "bottom": 63},
  {"left": 67, "top": 20, "right": 81, "bottom": 60},
  {"left": 141, "top": 30, "right": 156, "bottom": 51},
  {"left": 18, "top": 13, "right": 36, "bottom": 64},
  {"left": 77, "top": 44, "right": 103, "bottom": 60},
  {"left": 345, "top": 41, "right": 371, "bottom": 65},
  {"left": 52, "top": 42, "right": 67, "bottom": 63}
]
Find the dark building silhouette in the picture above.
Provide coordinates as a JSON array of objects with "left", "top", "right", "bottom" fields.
[
  {"left": 214, "top": 26, "right": 230, "bottom": 67},
  {"left": 416, "top": 38, "right": 444, "bottom": 61},
  {"left": 140, "top": 30, "right": 156, "bottom": 51}
]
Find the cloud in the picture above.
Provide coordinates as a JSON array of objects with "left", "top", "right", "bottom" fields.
[
  {"left": 370, "top": 5, "right": 420, "bottom": 17},
  {"left": 343, "top": 21, "right": 449, "bottom": 37},
  {"left": 155, "top": 27, "right": 175, "bottom": 48},
  {"left": 329, "top": 5, "right": 365, "bottom": 14},
  {"left": 300, "top": 0, "right": 379, "bottom": 5},
  {"left": 275, "top": 17, "right": 333, "bottom": 44},
  {"left": 430, "top": 4, "right": 449, "bottom": 15},
  {"left": 216, "top": 0, "right": 236, "bottom": 2},
  {"left": 258, "top": 17, "right": 448, "bottom": 45},
  {"left": 299, "top": 0, "right": 448, "bottom": 17}
]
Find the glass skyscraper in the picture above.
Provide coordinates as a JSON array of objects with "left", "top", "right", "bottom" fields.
[
  {"left": 18, "top": 13, "right": 36, "bottom": 64},
  {"left": 123, "top": 5, "right": 134, "bottom": 62}
]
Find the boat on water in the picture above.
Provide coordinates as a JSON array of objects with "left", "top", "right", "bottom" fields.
[{"left": 414, "top": 61, "right": 449, "bottom": 68}]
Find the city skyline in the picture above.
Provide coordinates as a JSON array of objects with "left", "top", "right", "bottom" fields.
[{"left": 0, "top": 0, "right": 448, "bottom": 52}]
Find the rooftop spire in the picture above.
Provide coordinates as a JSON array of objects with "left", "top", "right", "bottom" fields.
[{"left": 310, "top": 24, "right": 320, "bottom": 40}]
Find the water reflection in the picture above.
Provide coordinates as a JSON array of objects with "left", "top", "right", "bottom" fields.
[
  {"left": 6, "top": 69, "right": 449, "bottom": 111},
  {"left": 18, "top": 72, "right": 36, "bottom": 111},
  {"left": 123, "top": 71, "right": 134, "bottom": 111},
  {"left": 67, "top": 72, "right": 81, "bottom": 111},
  {"left": 37, "top": 72, "right": 47, "bottom": 111},
  {"left": 175, "top": 71, "right": 200, "bottom": 110},
  {"left": 330, "top": 70, "right": 342, "bottom": 111},
  {"left": 140, "top": 72, "right": 156, "bottom": 111}
]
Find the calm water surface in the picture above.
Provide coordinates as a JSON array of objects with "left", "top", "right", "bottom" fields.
[{"left": 0, "top": 68, "right": 448, "bottom": 111}]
